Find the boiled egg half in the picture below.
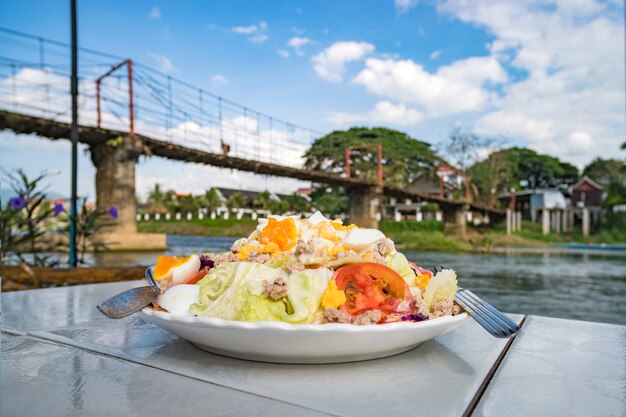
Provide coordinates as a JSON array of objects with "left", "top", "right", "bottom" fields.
[
  {"left": 157, "top": 284, "right": 200, "bottom": 316},
  {"left": 342, "top": 228, "right": 385, "bottom": 251},
  {"left": 154, "top": 254, "right": 201, "bottom": 286}
]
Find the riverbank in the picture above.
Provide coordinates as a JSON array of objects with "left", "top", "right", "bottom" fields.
[{"left": 136, "top": 218, "right": 601, "bottom": 252}]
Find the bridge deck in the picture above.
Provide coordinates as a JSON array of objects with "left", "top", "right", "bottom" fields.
[{"left": 0, "top": 110, "right": 503, "bottom": 216}]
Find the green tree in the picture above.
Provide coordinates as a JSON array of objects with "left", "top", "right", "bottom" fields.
[
  {"left": 253, "top": 191, "right": 275, "bottom": 210},
  {"left": 311, "top": 193, "right": 348, "bottom": 216},
  {"left": 283, "top": 194, "right": 312, "bottom": 213},
  {"left": 226, "top": 192, "right": 247, "bottom": 210},
  {"left": 583, "top": 158, "right": 626, "bottom": 206},
  {"left": 583, "top": 158, "right": 624, "bottom": 186},
  {"left": 201, "top": 188, "right": 222, "bottom": 213},
  {"left": 178, "top": 195, "right": 201, "bottom": 213},
  {"left": 147, "top": 183, "right": 164, "bottom": 204},
  {"left": 304, "top": 127, "right": 437, "bottom": 187},
  {"left": 269, "top": 199, "right": 290, "bottom": 214},
  {"left": 469, "top": 147, "right": 579, "bottom": 203}
]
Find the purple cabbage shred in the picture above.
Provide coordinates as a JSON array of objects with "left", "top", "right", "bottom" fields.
[
  {"left": 200, "top": 257, "right": 214, "bottom": 269},
  {"left": 401, "top": 313, "right": 428, "bottom": 322}
]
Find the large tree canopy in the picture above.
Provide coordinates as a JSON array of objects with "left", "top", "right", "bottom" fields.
[
  {"left": 469, "top": 147, "right": 579, "bottom": 202},
  {"left": 583, "top": 158, "right": 624, "bottom": 187},
  {"left": 304, "top": 127, "right": 437, "bottom": 186},
  {"left": 583, "top": 158, "right": 626, "bottom": 206}
]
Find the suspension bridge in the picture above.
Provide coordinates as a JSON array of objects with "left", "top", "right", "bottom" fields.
[{"left": 0, "top": 27, "right": 503, "bottom": 247}]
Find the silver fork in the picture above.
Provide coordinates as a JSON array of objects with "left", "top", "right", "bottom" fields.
[{"left": 455, "top": 287, "right": 520, "bottom": 338}]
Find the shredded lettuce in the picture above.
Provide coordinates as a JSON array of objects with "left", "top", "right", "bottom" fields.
[
  {"left": 190, "top": 262, "right": 331, "bottom": 323},
  {"left": 423, "top": 269, "right": 458, "bottom": 308},
  {"left": 385, "top": 252, "right": 416, "bottom": 285},
  {"left": 265, "top": 255, "right": 290, "bottom": 269},
  {"left": 286, "top": 268, "right": 331, "bottom": 323}
]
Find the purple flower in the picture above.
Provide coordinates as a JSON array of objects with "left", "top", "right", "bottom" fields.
[
  {"left": 108, "top": 206, "right": 118, "bottom": 219},
  {"left": 53, "top": 202, "right": 65, "bottom": 216},
  {"left": 9, "top": 196, "right": 27, "bottom": 210},
  {"left": 401, "top": 313, "right": 428, "bottom": 322}
]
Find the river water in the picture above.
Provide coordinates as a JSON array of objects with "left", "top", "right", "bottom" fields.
[{"left": 92, "top": 235, "right": 626, "bottom": 325}]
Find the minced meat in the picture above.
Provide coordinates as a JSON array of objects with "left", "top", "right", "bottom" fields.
[
  {"left": 285, "top": 260, "right": 305, "bottom": 273},
  {"left": 337, "top": 249, "right": 357, "bottom": 258},
  {"left": 452, "top": 302, "right": 462, "bottom": 316},
  {"left": 373, "top": 238, "right": 394, "bottom": 258},
  {"left": 429, "top": 298, "right": 454, "bottom": 319},
  {"left": 262, "top": 277, "right": 288, "bottom": 300},
  {"left": 354, "top": 310, "right": 382, "bottom": 325},
  {"left": 294, "top": 239, "right": 315, "bottom": 256},
  {"left": 213, "top": 252, "right": 237, "bottom": 266},
  {"left": 323, "top": 308, "right": 351, "bottom": 324},
  {"left": 411, "top": 292, "right": 430, "bottom": 317},
  {"left": 249, "top": 253, "right": 270, "bottom": 264}
]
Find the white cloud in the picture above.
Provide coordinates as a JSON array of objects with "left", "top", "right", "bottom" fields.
[
  {"left": 327, "top": 101, "right": 423, "bottom": 126},
  {"left": 148, "top": 6, "right": 161, "bottom": 19},
  {"left": 232, "top": 21, "right": 269, "bottom": 43},
  {"left": 277, "top": 49, "right": 290, "bottom": 58},
  {"left": 0, "top": 67, "right": 313, "bottom": 199},
  {"left": 439, "top": 0, "right": 625, "bottom": 164},
  {"left": 211, "top": 74, "right": 229, "bottom": 86},
  {"left": 430, "top": 50, "right": 442, "bottom": 60},
  {"left": 287, "top": 37, "right": 312, "bottom": 56},
  {"left": 249, "top": 34, "right": 268, "bottom": 44},
  {"left": 394, "top": 0, "right": 418, "bottom": 13},
  {"left": 146, "top": 53, "right": 176, "bottom": 73},
  {"left": 136, "top": 163, "right": 308, "bottom": 200},
  {"left": 312, "top": 41, "right": 375, "bottom": 83},
  {"left": 353, "top": 55, "right": 507, "bottom": 117},
  {"left": 232, "top": 25, "right": 258, "bottom": 35}
]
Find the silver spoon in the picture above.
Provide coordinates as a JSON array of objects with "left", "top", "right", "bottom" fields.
[{"left": 97, "top": 267, "right": 160, "bottom": 319}]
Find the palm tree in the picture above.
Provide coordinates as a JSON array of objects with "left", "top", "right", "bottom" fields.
[
  {"left": 147, "top": 183, "right": 163, "bottom": 204},
  {"left": 253, "top": 191, "right": 274, "bottom": 210},
  {"left": 226, "top": 192, "right": 247, "bottom": 211},
  {"left": 201, "top": 188, "right": 222, "bottom": 214}
]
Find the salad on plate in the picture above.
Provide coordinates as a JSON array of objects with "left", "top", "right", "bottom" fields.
[{"left": 150, "top": 211, "right": 463, "bottom": 325}]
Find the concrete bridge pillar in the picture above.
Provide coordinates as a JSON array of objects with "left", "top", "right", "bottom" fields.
[
  {"left": 346, "top": 185, "right": 380, "bottom": 229},
  {"left": 89, "top": 136, "right": 166, "bottom": 250},
  {"left": 90, "top": 137, "right": 140, "bottom": 234},
  {"left": 442, "top": 204, "right": 469, "bottom": 237}
]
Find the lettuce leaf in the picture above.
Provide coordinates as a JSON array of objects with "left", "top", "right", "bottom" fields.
[
  {"left": 190, "top": 261, "right": 331, "bottom": 324},
  {"left": 286, "top": 268, "right": 331, "bottom": 323},
  {"left": 423, "top": 269, "right": 458, "bottom": 308},
  {"left": 385, "top": 252, "right": 416, "bottom": 285}
]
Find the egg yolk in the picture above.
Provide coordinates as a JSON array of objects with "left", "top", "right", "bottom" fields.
[
  {"left": 415, "top": 273, "right": 431, "bottom": 291},
  {"left": 236, "top": 244, "right": 257, "bottom": 260},
  {"left": 154, "top": 255, "right": 194, "bottom": 281},
  {"left": 321, "top": 279, "right": 347, "bottom": 309},
  {"left": 260, "top": 217, "right": 297, "bottom": 251},
  {"left": 317, "top": 223, "right": 342, "bottom": 243}
]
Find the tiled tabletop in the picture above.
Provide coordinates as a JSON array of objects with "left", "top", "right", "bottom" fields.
[{"left": 2, "top": 281, "right": 624, "bottom": 416}]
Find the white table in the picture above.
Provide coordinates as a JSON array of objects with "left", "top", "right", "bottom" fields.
[{"left": 2, "top": 281, "right": 624, "bottom": 417}]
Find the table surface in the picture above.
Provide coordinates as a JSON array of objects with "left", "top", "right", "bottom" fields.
[{"left": 2, "top": 281, "right": 625, "bottom": 417}]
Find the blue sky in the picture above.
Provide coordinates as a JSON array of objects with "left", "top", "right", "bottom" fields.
[{"left": 0, "top": 0, "right": 624, "bottom": 199}]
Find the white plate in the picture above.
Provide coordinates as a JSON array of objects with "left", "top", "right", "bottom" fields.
[{"left": 140, "top": 309, "right": 469, "bottom": 364}]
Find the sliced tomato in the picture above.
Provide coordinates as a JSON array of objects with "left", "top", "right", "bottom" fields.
[
  {"left": 186, "top": 267, "right": 209, "bottom": 285},
  {"left": 334, "top": 263, "right": 409, "bottom": 316}
]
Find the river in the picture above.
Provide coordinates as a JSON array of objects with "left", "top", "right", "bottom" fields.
[{"left": 92, "top": 235, "right": 626, "bottom": 326}]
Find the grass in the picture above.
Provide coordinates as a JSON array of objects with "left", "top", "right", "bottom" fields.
[
  {"left": 378, "top": 220, "right": 471, "bottom": 252},
  {"left": 489, "top": 221, "right": 626, "bottom": 244},
  {"left": 138, "top": 218, "right": 257, "bottom": 237}
]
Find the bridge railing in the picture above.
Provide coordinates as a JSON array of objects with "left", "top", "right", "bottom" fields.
[{"left": 0, "top": 27, "right": 321, "bottom": 168}]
